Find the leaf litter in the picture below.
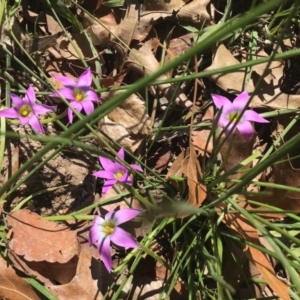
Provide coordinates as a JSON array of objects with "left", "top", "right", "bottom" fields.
[{"left": 1, "top": 0, "right": 300, "bottom": 299}]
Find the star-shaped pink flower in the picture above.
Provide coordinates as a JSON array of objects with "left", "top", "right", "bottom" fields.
[
  {"left": 50, "top": 68, "right": 100, "bottom": 123},
  {"left": 93, "top": 148, "right": 143, "bottom": 194},
  {"left": 89, "top": 208, "right": 142, "bottom": 272},
  {"left": 0, "top": 86, "right": 54, "bottom": 133},
  {"left": 212, "top": 91, "right": 269, "bottom": 140}
]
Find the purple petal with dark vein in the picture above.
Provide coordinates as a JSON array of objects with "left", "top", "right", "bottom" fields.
[
  {"left": 111, "top": 227, "right": 139, "bottom": 248},
  {"left": 98, "top": 237, "right": 112, "bottom": 272}
]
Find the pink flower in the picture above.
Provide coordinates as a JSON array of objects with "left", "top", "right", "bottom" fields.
[
  {"left": 89, "top": 208, "right": 142, "bottom": 272},
  {"left": 50, "top": 68, "right": 100, "bottom": 123},
  {"left": 93, "top": 148, "right": 143, "bottom": 194},
  {"left": 212, "top": 91, "right": 269, "bottom": 140},
  {"left": 0, "top": 86, "right": 54, "bottom": 133}
]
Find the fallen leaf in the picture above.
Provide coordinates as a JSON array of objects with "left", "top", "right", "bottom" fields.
[
  {"left": 181, "top": 145, "right": 207, "bottom": 208},
  {"left": 219, "top": 205, "right": 291, "bottom": 300},
  {"left": 126, "top": 40, "right": 193, "bottom": 108},
  {"left": 192, "top": 105, "right": 214, "bottom": 155},
  {"left": 205, "top": 44, "right": 300, "bottom": 110},
  {"left": 103, "top": 91, "right": 152, "bottom": 136},
  {"left": 8, "top": 209, "right": 79, "bottom": 264},
  {"left": 0, "top": 255, "right": 41, "bottom": 300},
  {"left": 48, "top": 247, "right": 113, "bottom": 299}
]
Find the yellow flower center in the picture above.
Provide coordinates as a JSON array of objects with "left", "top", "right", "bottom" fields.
[
  {"left": 114, "top": 170, "right": 125, "bottom": 180},
  {"left": 19, "top": 105, "right": 32, "bottom": 117},
  {"left": 227, "top": 111, "right": 241, "bottom": 123},
  {"left": 102, "top": 220, "right": 116, "bottom": 236},
  {"left": 73, "top": 89, "right": 86, "bottom": 102}
]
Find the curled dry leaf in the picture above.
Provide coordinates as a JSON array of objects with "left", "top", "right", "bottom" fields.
[
  {"left": 181, "top": 145, "right": 207, "bottom": 209},
  {"left": 8, "top": 209, "right": 79, "bottom": 264},
  {"left": 0, "top": 255, "right": 41, "bottom": 300},
  {"left": 48, "top": 247, "right": 113, "bottom": 300},
  {"left": 205, "top": 44, "right": 300, "bottom": 109},
  {"left": 126, "top": 41, "right": 193, "bottom": 108}
]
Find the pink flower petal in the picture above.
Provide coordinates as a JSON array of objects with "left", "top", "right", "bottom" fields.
[
  {"left": 118, "top": 171, "right": 131, "bottom": 185},
  {"left": 232, "top": 91, "right": 249, "bottom": 111},
  {"left": 23, "top": 86, "right": 36, "bottom": 105},
  {"left": 0, "top": 108, "right": 19, "bottom": 119},
  {"left": 98, "top": 237, "right": 112, "bottom": 272},
  {"left": 18, "top": 115, "right": 29, "bottom": 126},
  {"left": 243, "top": 110, "right": 269, "bottom": 123},
  {"left": 9, "top": 93, "right": 23, "bottom": 108},
  {"left": 110, "top": 227, "right": 139, "bottom": 249},
  {"left": 130, "top": 164, "right": 143, "bottom": 173},
  {"left": 31, "top": 103, "right": 54, "bottom": 115},
  {"left": 70, "top": 101, "right": 83, "bottom": 114},
  {"left": 52, "top": 74, "right": 76, "bottom": 87},
  {"left": 89, "top": 227, "right": 99, "bottom": 246},
  {"left": 93, "top": 170, "right": 115, "bottom": 179},
  {"left": 55, "top": 88, "right": 76, "bottom": 101},
  {"left": 81, "top": 99, "right": 94, "bottom": 115},
  {"left": 67, "top": 107, "right": 74, "bottom": 123},
  {"left": 236, "top": 120, "right": 254, "bottom": 140},
  {"left": 99, "top": 156, "right": 116, "bottom": 171},
  {"left": 211, "top": 94, "right": 231, "bottom": 109},
  {"left": 78, "top": 68, "right": 92, "bottom": 88},
  {"left": 28, "top": 115, "right": 44, "bottom": 133},
  {"left": 113, "top": 208, "right": 142, "bottom": 225},
  {"left": 102, "top": 179, "right": 117, "bottom": 194},
  {"left": 116, "top": 148, "right": 125, "bottom": 161},
  {"left": 86, "top": 90, "right": 100, "bottom": 102}
]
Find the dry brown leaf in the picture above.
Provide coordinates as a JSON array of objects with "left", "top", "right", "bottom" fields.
[
  {"left": 140, "top": 0, "right": 212, "bottom": 26},
  {"left": 48, "top": 247, "right": 113, "bottom": 300},
  {"left": 105, "top": 92, "right": 152, "bottom": 135},
  {"left": 167, "top": 151, "right": 185, "bottom": 192},
  {"left": 98, "top": 115, "right": 135, "bottom": 149},
  {"left": 181, "top": 145, "right": 207, "bottom": 208},
  {"left": 98, "top": 91, "right": 151, "bottom": 150},
  {"left": 8, "top": 251, "right": 77, "bottom": 286},
  {"left": 219, "top": 206, "right": 291, "bottom": 300},
  {"left": 126, "top": 41, "right": 193, "bottom": 108},
  {"left": 142, "top": 0, "right": 184, "bottom": 11},
  {"left": 8, "top": 209, "right": 79, "bottom": 264},
  {"left": 205, "top": 44, "right": 300, "bottom": 109},
  {"left": 0, "top": 255, "right": 41, "bottom": 300},
  {"left": 58, "top": 32, "right": 93, "bottom": 60},
  {"left": 192, "top": 105, "right": 214, "bottom": 155}
]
